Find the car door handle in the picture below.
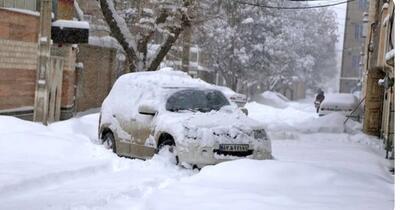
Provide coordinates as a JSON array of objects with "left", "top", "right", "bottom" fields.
[{"left": 130, "top": 118, "right": 136, "bottom": 122}]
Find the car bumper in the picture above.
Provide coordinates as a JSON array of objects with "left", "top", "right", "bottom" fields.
[{"left": 177, "top": 145, "right": 272, "bottom": 168}]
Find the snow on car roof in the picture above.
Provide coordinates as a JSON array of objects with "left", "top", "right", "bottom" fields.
[
  {"left": 101, "top": 68, "right": 241, "bottom": 124},
  {"left": 321, "top": 93, "right": 358, "bottom": 108},
  {"left": 115, "top": 67, "right": 238, "bottom": 97},
  {"left": 117, "top": 68, "right": 208, "bottom": 88}
]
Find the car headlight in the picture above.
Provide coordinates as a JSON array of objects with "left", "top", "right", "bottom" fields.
[{"left": 253, "top": 129, "right": 268, "bottom": 140}]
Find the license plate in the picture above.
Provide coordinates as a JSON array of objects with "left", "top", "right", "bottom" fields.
[{"left": 219, "top": 144, "right": 249, "bottom": 152}]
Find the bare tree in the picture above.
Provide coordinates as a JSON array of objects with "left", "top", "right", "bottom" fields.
[{"left": 99, "top": 0, "right": 193, "bottom": 72}]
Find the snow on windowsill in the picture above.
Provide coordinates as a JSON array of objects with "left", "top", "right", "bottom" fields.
[{"left": 1, "top": 7, "right": 40, "bottom": 16}]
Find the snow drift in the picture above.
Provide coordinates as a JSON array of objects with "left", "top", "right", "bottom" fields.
[{"left": 252, "top": 91, "right": 289, "bottom": 108}]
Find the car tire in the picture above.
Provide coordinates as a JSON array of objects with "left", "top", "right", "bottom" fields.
[
  {"left": 157, "top": 139, "right": 179, "bottom": 165},
  {"left": 103, "top": 132, "right": 116, "bottom": 153}
]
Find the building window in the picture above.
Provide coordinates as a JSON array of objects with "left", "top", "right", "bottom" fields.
[
  {"left": 352, "top": 55, "right": 360, "bottom": 68},
  {"left": 0, "top": 0, "right": 37, "bottom": 11},
  {"left": 355, "top": 23, "right": 363, "bottom": 40},
  {"left": 358, "top": 0, "right": 368, "bottom": 10}
]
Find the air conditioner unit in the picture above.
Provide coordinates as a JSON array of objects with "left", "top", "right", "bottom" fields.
[{"left": 51, "top": 20, "right": 89, "bottom": 44}]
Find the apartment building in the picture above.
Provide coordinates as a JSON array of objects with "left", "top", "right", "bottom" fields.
[
  {"left": 339, "top": 0, "right": 369, "bottom": 93},
  {"left": 361, "top": 0, "right": 394, "bottom": 158}
]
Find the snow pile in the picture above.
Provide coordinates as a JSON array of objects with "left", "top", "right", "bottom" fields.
[
  {"left": 245, "top": 101, "right": 314, "bottom": 129},
  {"left": 0, "top": 115, "right": 190, "bottom": 210},
  {"left": 321, "top": 93, "right": 359, "bottom": 109},
  {"left": 252, "top": 91, "right": 289, "bottom": 108},
  {"left": 49, "top": 113, "right": 100, "bottom": 143},
  {"left": 246, "top": 101, "right": 362, "bottom": 135},
  {"left": 292, "top": 112, "right": 361, "bottom": 134},
  {"left": 0, "top": 115, "right": 47, "bottom": 134},
  {"left": 145, "top": 156, "right": 393, "bottom": 210},
  {"left": 0, "top": 116, "right": 110, "bottom": 197},
  {"left": 52, "top": 20, "right": 89, "bottom": 29}
]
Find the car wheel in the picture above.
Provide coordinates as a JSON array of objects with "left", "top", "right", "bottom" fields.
[
  {"left": 157, "top": 139, "right": 179, "bottom": 165},
  {"left": 103, "top": 132, "right": 116, "bottom": 153}
]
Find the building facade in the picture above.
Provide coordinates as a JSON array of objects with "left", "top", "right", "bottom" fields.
[
  {"left": 0, "top": 0, "right": 121, "bottom": 121},
  {"left": 0, "top": 8, "right": 40, "bottom": 119},
  {"left": 0, "top": 0, "right": 38, "bottom": 11},
  {"left": 339, "top": 0, "right": 369, "bottom": 93},
  {"left": 361, "top": 0, "right": 394, "bottom": 159}
]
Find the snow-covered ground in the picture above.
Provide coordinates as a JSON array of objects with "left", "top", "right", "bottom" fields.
[{"left": 0, "top": 99, "right": 394, "bottom": 210}]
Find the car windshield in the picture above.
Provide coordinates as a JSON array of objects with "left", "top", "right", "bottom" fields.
[{"left": 166, "top": 89, "right": 230, "bottom": 112}]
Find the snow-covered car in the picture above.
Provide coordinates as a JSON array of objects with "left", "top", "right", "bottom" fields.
[
  {"left": 215, "top": 86, "right": 247, "bottom": 107},
  {"left": 98, "top": 69, "right": 272, "bottom": 168},
  {"left": 319, "top": 93, "right": 361, "bottom": 121}
]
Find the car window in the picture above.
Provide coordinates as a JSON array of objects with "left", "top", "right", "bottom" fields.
[{"left": 166, "top": 89, "right": 230, "bottom": 112}]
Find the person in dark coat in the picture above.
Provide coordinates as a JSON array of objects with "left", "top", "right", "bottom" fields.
[{"left": 314, "top": 89, "right": 325, "bottom": 113}]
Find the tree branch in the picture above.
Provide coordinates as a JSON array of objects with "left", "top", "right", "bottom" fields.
[
  {"left": 146, "top": 8, "right": 191, "bottom": 71},
  {"left": 146, "top": 26, "right": 184, "bottom": 71},
  {"left": 99, "top": 0, "right": 139, "bottom": 71},
  {"left": 137, "top": 9, "right": 170, "bottom": 69}
]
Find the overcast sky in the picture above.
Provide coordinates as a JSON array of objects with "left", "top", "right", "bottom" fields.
[
  {"left": 332, "top": 2, "right": 347, "bottom": 90},
  {"left": 308, "top": 1, "right": 347, "bottom": 91},
  {"left": 332, "top": 3, "right": 347, "bottom": 59}
]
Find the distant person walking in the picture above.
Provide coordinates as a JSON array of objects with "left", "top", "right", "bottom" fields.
[{"left": 314, "top": 89, "right": 325, "bottom": 113}]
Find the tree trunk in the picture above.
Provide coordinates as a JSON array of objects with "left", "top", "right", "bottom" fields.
[
  {"left": 100, "top": 0, "right": 190, "bottom": 72},
  {"left": 99, "top": 0, "right": 139, "bottom": 72},
  {"left": 147, "top": 26, "right": 184, "bottom": 71}
]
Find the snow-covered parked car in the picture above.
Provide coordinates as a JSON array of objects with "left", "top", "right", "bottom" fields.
[
  {"left": 216, "top": 86, "right": 247, "bottom": 107},
  {"left": 98, "top": 68, "right": 272, "bottom": 168},
  {"left": 319, "top": 93, "right": 361, "bottom": 121}
]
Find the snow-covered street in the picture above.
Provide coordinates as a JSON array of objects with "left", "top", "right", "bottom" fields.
[{"left": 0, "top": 100, "right": 394, "bottom": 210}]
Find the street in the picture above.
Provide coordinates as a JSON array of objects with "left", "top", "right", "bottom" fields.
[{"left": 0, "top": 99, "right": 394, "bottom": 210}]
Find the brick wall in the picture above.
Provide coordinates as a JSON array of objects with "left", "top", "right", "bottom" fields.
[
  {"left": 0, "top": 8, "right": 39, "bottom": 42},
  {"left": 0, "top": 23, "right": 38, "bottom": 114},
  {"left": 0, "top": 8, "right": 79, "bottom": 121},
  {"left": 0, "top": 9, "right": 38, "bottom": 119},
  {"left": 75, "top": 45, "right": 117, "bottom": 112}
]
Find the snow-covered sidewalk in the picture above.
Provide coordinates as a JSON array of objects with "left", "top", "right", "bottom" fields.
[{"left": 0, "top": 100, "right": 394, "bottom": 210}]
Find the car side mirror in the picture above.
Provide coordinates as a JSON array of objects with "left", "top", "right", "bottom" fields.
[
  {"left": 240, "top": 108, "right": 248, "bottom": 116},
  {"left": 138, "top": 105, "right": 157, "bottom": 116}
]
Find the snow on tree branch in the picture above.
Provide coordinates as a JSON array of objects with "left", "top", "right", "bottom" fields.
[{"left": 100, "top": 0, "right": 193, "bottom": 72}]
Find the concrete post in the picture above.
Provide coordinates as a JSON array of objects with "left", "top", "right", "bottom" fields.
[
  {"left": 182, "top": 25, "right": 192, "bottom": 73},
  {"left": 33, "top": 0, "right": 52, "bottom": 124}
]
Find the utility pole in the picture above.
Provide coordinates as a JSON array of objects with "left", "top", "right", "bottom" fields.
[
  {"left": 182, "top": 25, "right": 192, "bottom": 73},
  {"left": 182, "top": 0, "right": 193, "bottom": 74},
  {"left": 33, "top": 0, "right": 52, "bottom": 124}
]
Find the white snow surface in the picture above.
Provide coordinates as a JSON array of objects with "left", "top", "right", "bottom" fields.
[
  {"left": 0, "top": 99, "right": 393, "bottom": 209},
  {"left": 252, "top": 91, "right": 289, "bottom": 108},
  {"left": 52, "top": 20, "right": 90, "bottom": 29},
  {"left": 242, "top": 17, "right": 254, "bottom": 24},
  {"left": 321, "top": 93, "right": 359, "bottom": 109}
]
